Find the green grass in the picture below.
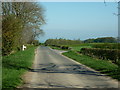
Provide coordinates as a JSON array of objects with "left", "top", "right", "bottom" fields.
[
  {"left": 62, "top": 51, "right": 120, "bottom": 81},
  {"left": 68, "top": 43, "right": 119, "bottom": 52},
  {"left": 91, "top": 43, "right": 119, "bottom": 49},
  {"left": 67, "top": 43, "right": 92, "bottom": 51},
  {"left": 2, "top": 46, "right": 37, "bottom": 89},
  {"left": 68, "top": 43, "right": 91, "bottom": 47},
  {"left": 71, "top": 46, "right": 91, "bottom": 51},
  {"left": 49, "top": 44, "right": 91, "bottom": 51},
  {"left": 49, "top": 43, "right": 118, "bottom": 51},
  {"left": 49, "top": 46, "right": 68, "bottom": 51},
  {"left": 50, "top": 46, "right": 62, "bottom": 50}
]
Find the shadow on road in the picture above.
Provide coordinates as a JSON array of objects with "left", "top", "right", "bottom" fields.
[{"left": 29, "top": 63, "right": 104, "bottom": 76}]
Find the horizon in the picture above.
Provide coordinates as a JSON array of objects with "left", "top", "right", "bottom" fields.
[
  {"left": 41, "top": 36, "right": 117, "bottom": 42},
  {"left": 38, "top": 2, "right": 118, "bottom": 43}
]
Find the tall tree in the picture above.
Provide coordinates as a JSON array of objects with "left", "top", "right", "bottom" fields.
[
  {"left": 2, "top": 15, "right": 23, "bottom": 55},
  {"left": 2, "top": 2, "right": 45, "bottom": 55}
]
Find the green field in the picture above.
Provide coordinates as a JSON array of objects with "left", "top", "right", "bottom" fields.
[
  {"left": 67, "top": 43, "right": 91, "bottom": 51},
  {"left": 68, "top": 43, "right": 119, "bottom": 51},
  {"left": 2, "top": 46, "right": 37, "bottom": 89},
  {"left": 62, "top": 51, "right": 119, "bottom": 81},
  {"left": 70, "top": 46, "right": 91, "bottom": 51},
  {"left": 49, "top": 43, "right": 119, "bottom": 51},
  {"left": 49, "top": 43, "right": 92, "bottom": 51}
]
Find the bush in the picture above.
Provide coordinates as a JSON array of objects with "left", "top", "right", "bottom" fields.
[
  {"left": 60, "top": 45, "right": 69, "bottom": 50},
  {"left": 80, "top": 48, "right": 120, "bottom": 65},
  {"left": 2, "top": 15, "right": 23, "bottom": 56},
  {"left": 92, "top": 43, "right": 120, "bottom": 49},
  {"left": 32, "top": 40, "right": 40, "bottom": 46},
  {"left": 51, "top": 45, "right": 70, "bottom": 50}
]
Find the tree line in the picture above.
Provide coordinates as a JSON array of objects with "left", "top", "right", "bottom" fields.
[
  {"left": 2, "top": 2, "right": 45, "bottom": 55},
  {"left": 45, "top": 37, "right": 118, "bottom": 46},
  {"left": 83, "top": 37, "right": 118, "bottom": 43},
  {"left": 45, "top": 38, "right": 82, "bottom": 46}
]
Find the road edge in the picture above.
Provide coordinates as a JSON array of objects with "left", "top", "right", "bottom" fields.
[{"left": 48, "top": 47, "right": 119, "bottom": 84}]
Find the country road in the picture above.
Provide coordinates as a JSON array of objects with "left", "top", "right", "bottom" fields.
[{"left": 21, "top": 46, "right": 118, "bottom": 88}]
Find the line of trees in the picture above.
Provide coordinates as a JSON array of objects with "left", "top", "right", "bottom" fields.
[
  {"left": 45, "top": 38, "right": 82, "bottom": 46},
  {"left": 2, "top": 2, "right": 45, "bottom": 55},
  {"left": 45, "top": 37, "right": 118, "bottom": 46},
  {"left": 83, "top": 37, "right": 118, "bottom": 43}
]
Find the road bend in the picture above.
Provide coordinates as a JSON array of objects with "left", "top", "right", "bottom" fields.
[{"left": 22, "top": 46, "right": 118, "bottom": 88}]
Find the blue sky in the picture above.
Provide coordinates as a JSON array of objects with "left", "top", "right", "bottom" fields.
[{"left": 38, "top": 2, "right": 118, "bottom": 42}]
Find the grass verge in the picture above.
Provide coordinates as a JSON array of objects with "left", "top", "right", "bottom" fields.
[
  {"left": 62, "top": 51, "right": 120, "bottom": 81},
  {"left": 2, "top": 46, "right": 37, "bottom": 89}
]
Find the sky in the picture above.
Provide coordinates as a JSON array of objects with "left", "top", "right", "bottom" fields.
[{"left": 38, "top": 2, "right": 118, "bottom": 42}]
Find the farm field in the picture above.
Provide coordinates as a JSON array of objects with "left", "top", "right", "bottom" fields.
[
  {"left": 50, "top": 43, "right": 119, "bottom": 51},
  {"left": 68, "top": 43, "right": 119, "bottom": 51}
]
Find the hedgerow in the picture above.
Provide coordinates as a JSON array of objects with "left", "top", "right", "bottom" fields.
[
  {"left": 91, "top": 43, "right": 120, "bottom": 49},
  {"left": 51, "top": 45, "right": 70, "bottom": 50},
  {"left": 80, "top": 48, "right": 120, "bottom": 65}
]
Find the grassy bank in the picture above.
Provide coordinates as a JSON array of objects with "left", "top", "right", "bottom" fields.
[
  {"left": 2, "top": 46, "right": 37, "bottom": 89},
  {"left": 62, "top": 51, "right": 119, "bottom": 81}
]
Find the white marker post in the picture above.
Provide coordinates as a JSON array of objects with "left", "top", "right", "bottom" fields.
[{"left": 22, "top": 45, "right": 27, "bottom": 51}]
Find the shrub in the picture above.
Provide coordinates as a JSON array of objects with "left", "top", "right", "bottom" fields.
[
  {"left": 2, "top": 15, "right": 23, "bottom": 56},
  {"left": 92, "top": 43, "right": 120, "bottom": 49},
  {"left": 60, "top": 46, "right": 69, "bottom": 50},
  {"left": 80, "top": 48, "right": 120, "bottom": 65},
  {"left": 51, "top": 45, "right": 70, "bottom": 50},
  {"left": 32, "top": 40, "right": 40, "bottom": 46}
]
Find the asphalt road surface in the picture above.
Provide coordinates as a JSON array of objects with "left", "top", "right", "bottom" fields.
[{"left": 22, "top": 46, "right": 118, "bottom": 88}]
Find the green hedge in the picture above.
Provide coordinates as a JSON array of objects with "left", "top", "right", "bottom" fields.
[
  {"left": 60, "top": 45, "right": 69, "bottom": 50},
  {"left": 92, "top": 43, "right": 120, "bottom": 49},
  {"left": 80, "top": 48, "right": 120, "bottom": 65}
]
